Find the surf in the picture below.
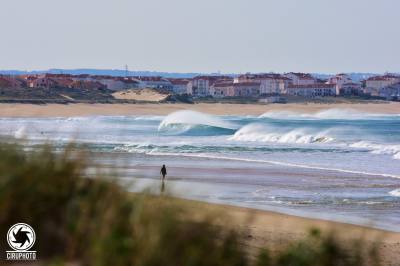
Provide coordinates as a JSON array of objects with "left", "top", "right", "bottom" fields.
[
  {"left": 228, "top": 123, "right": 334, "bottom": 144},
  {"left": 389, "top": 189, "right": 400, "bottom": 197},
  {"left": 350, "top": 141, "right": 400, "bottom": 160},
  {"left": 146, "top": 152, "right": 400, "bottom": 179},
  {"left": 158, "top": 110, "right": 237, "bottom": 135},
  {"left": 259, "top": 109, "right": 400, "bottom": 120}
]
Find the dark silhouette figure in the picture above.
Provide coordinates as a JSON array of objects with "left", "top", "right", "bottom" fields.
[{"left": 160, "top": 164, "right": 167, "bottom": 180}]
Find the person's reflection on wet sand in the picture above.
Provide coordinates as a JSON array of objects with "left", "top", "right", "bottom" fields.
[{"left": 161, "top": 179, "right": 165, "bottom": 193}]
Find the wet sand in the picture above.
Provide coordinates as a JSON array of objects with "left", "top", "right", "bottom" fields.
[{"left": 3, "top": 102, "right": 400, "bottom": 264}]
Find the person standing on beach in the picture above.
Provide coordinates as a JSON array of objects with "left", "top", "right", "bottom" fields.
[{"left": 160, "top": 164, "right": 167, "bottom": 180}]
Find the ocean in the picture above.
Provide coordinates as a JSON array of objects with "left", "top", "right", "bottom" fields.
[{"left": 1, "top": 108, "right": 399, "bottom": 231}]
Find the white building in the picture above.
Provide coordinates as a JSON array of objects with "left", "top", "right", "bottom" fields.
[
  {"left": 287, "top": 84, "right": 336, "bottom": 97},
  {"left": 210, "top": 82, "right": 261, "bottom": 98},
  {"left": 169, "top": 79, "right": 190, "bottom": 94},
  {"left": 211, "top": 82, "right": 235, "bottom": 98},
  {"left": 233, "top": 82, "right": 261, "bottom": 97},
  {"left": 134, "top": 76, "right": 173, "bottom": 91},
  {"left": 189, "top": 76, "right": 232, "bottom": 96},
  {"left": 365, "top": 74, "right": 400, "bottom": 96},
  {"left": 379, "top": 82, "right": 400, "bottom": 100},
  {"left": 339, "top": 82, "right": 362, "bottom": 96},
  {"left": 97, "top": 78, "right": 139, "bottom": 91},
  {"left": 235, "top": 73, "right": 290, "bottom": 95},
  {"left": 327, "top": 73, "right": 353, "bottom": 95}
]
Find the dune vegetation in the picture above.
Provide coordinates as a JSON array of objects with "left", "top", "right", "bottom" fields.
[{"left": 0, "top": 143, "right": 381, "bottom": 265}]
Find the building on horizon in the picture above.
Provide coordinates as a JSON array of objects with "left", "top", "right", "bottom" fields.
[
  {"left": 168, "top": 78, "right": 191, "bottom": 94},
  {"left": 365, "top": 74, "right": 400, "bottom": 96},
  {"left": 283, "top": 72, "right": 316, "bottom": 86},
  {"left": 326, "top": 73, "right": 353, "bottom": 95},
  {"left": 189, "top": 76, "right": 233, "bottom": 97},
  {"left": 234, "top": 73, "right": 290, "bottom": 95},
  {"left": 379, "top": 82, "right": 400, "bottom": 100},
  {"left": 287, "top": 83, "right": 336, "bottom": 97},
  {"left": 339, "top": 82, "right": 363, "bottom": 96},
  {"left": 210, "top": 81, "right": 261, "bottom": 98}
]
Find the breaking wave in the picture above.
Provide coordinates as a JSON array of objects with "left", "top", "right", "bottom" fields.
[
  {"left": 14, "top": 126, "right": 26, "bottom": 139},
  {"left": 389, "top": 189, "right": 400, "bottom": 197},
  {"left": 158, "top": 110, "right": 237, "bottom": 135},
  {"left": 350, "top": 141, "right": 400, "bottom": 160},
  {"left": 259, "top": 109, "right": 400, "bottom": 120},
  {"left": 228, "top": 123, "right": 334, "bottom": 144}
]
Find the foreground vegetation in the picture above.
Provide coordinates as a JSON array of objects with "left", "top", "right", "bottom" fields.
[{"left": 0, "top": 143, "right": 381, "bottom": 265}]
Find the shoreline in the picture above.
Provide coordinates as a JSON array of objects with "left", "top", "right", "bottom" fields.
[
  {"left": 0, "top": 102, "right": 399, "bottom": 117},
  {"left": 3, "top": 102, "right": 400, "bottom": 263},
  {"left": 176, "top": 197, "right": 400, "bottom": 264}
]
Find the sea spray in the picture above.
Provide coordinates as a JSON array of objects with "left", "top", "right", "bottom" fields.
[
  {"left": 228, "top": 123, "right": 334, "bottom": 144},
  {"left": 389, "top": 189, "right": 400, "bottom": 197},
  {"left": 1, "top": 112, "right": 400, "bottom": 232},
  {"left": 350, "top": 141, "right": 400, "bottom": 160},
  {"left": 259, "top": 108, "right": 400, "bottom": 120},
  {"left": 158, "top": 110, "right": 237, "bottom": 134}
]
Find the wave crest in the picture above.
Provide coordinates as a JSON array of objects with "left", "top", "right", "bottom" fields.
[
  {"left": 229, "top": 124, "right": 333, "bottom": 144},
  {"left": 259, "top": 109, "right": 400, "bottom": 120},
  {"left": 389, "top": 189, "right": 400, "bottom": 197},
  {"left": 350, "top": 141, "right": 400, "bottom": 160},
  {"left": 158, "top": 110, "right": 236, "bottom": 135}
]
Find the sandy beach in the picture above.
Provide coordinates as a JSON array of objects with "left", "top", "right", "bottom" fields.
[
  {"left": 183, "top": 199, "right": 400, "bottom": 265},
  {"left": 0, "top": 102, "right": 399, "bottom": 117},
  {"left": 2, "top": 102, "right": 400, "bottom": 264}
]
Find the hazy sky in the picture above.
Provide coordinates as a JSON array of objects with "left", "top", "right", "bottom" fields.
[{"left": 1, "top": 0, "right": 399, "bottom": 73}]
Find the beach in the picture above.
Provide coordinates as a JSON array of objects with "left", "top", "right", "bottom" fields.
[
  {"left": 179, "top": 198, "right": 400, "bottom": 265},
  {"left": 0, "top": 102, "right": 399, "bottom": 117},
  {"left": 1, "top": 102, "right": 400, "bottom": 264}
]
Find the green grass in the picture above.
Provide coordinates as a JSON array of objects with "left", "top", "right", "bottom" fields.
[{"left": 0, "top": 143, "right": 381, "bottom": 265}]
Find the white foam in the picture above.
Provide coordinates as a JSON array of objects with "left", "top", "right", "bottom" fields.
[
  {"left": 158, "top": 110, "right": 236, "bottom": 131},
  {"left": 350, "top": 141, "right": 400, "bottom": 160},
  {"left": 389, "top": 189, "right": 400, "bottom": 197},
  {"left": 14, "top": 127, "right": 26, "bottom": 139},
  {"left": 229, "top": 123, "right": 333, "bottom": 144},
  {"left": 147, "top": 152, "right": 400, "bottom": 179},
  {"left": 259, "top": 109, "right": 399, "bottom": 120},
  {"left": 134, "top": 115, "right": 164, "bottom": 121}
]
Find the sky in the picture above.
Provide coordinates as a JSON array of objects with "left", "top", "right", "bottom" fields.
[{"left": 1, "top": 0, "right": 399, "bottom": 74}]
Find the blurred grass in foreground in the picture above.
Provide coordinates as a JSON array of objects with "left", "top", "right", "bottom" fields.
[{"left": 0, "top": 143, "right": 380, "bottom": 266}]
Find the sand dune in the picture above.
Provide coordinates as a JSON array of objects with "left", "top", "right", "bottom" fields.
[{"left": 112, "top": 88, "right": 170, "bottom": 102}]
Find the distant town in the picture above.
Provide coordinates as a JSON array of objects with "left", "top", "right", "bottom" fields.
[{"left": 0, "top": 71, "right": 399, "bottom": 103}]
